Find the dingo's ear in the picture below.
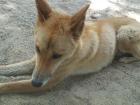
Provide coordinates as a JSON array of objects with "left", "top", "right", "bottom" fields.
[
  {"left": 70, "top": 4, "right": 90, "bottom": 40},
  {"left": 35, "top": 0, "right": 52, "bottom": 22}
]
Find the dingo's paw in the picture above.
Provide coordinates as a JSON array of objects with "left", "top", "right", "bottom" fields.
[{"left": 119, "top": 57, "right": 140, "bottom": 63}]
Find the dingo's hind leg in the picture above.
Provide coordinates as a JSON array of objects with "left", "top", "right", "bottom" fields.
[{"left": 117, "top": 23, "right": 140, "bottom": 63}]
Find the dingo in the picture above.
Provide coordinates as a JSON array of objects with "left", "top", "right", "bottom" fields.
[{"left": 0, "top": 0, "right": 140, "bottom": 93}]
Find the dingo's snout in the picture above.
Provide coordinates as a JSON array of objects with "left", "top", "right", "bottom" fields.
[{"left": 32, "top": 79, "right": 43, "bottom": 87}]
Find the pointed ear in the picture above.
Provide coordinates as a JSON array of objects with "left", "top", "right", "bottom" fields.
[
  {"left": 70, "top": 4, "right": 90, "bottom": 40},
  {"left": 35, "top": 0, "right": 52, "bottom": 22}
]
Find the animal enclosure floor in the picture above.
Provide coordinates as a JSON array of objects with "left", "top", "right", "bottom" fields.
[{"left": 0, "top": 0, "right": 140, "bottom": 105}]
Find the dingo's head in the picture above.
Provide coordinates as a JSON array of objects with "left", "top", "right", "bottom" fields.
[{"left": 32, "top": 0, "right": 89, "bottom": 87}]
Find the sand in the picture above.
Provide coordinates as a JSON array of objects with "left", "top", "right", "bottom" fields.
[{"left": 0, "top": 0, "right": 140, "bottom": 105}]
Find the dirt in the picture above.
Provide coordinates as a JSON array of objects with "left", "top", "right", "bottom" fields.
[{"left": 0, "top": 0, "right": 140, "bottom": 105}]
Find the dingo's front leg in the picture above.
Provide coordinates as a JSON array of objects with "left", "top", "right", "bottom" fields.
[
  {"left": 0, "top": 69, "right": 69, "bottom": 94},
  {"left": 0, "top": 56, "right": 36, "bottom": 76},
  {"left": 0, "top": 80, "right": 48, "bottom": 94}
]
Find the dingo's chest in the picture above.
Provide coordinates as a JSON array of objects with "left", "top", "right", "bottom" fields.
[{"left": 72, "top": 23, "right": 116, "bottom": 75}]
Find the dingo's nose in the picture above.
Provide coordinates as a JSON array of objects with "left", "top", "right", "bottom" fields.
[{"left": 32, "top": 79, "right": 43, "bottom": 87}]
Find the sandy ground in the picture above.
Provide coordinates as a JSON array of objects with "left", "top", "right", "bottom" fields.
[{"left": 0, "top": 0, "right": 140, "bottom": 105}]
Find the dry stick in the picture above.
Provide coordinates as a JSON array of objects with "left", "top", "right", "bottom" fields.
[{"left": 0, "top": 57, "right": 36, "bottom": 76}]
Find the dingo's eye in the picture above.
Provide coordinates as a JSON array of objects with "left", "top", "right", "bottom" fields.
[
  {"left": 52, "top": 53, "right": 62, "bottom": 59},
  {"left": 36, "top": 46, "right": 40, "bottom": 53}
]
